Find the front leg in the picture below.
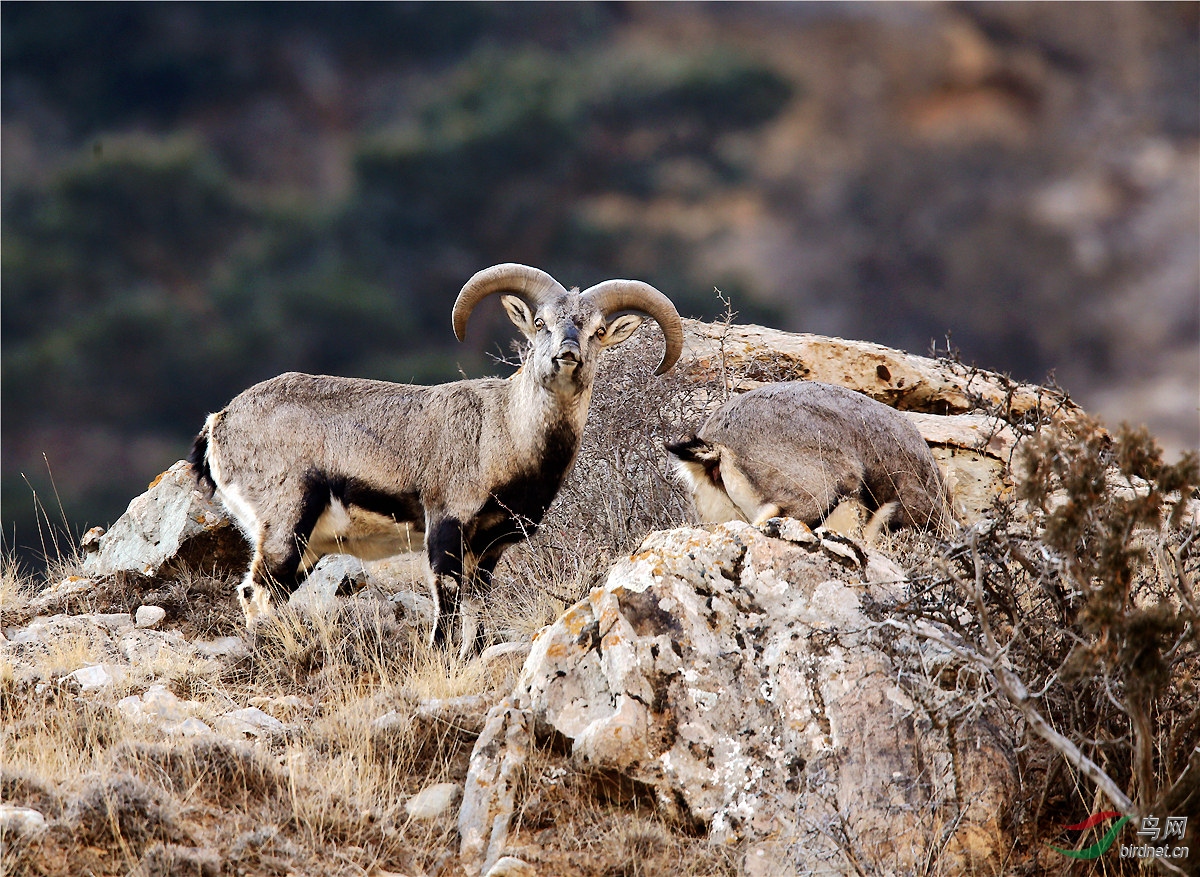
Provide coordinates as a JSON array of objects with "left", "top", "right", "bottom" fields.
[
  {"left": 457, "top": 551, "right": 504, "bottom": 660},
  {"left": 426, "top": 516, "right": 468, "bottom": 654},
  {"left": 457, "top": 518, "right": 529, "bottom": 658}
]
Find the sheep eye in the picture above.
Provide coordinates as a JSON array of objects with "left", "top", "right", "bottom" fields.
[
  {"left": 596, "top": 326, "right": 607, "bottom": 338},
  {"left": 534, "top": 318, "right": 545, "bottom": 330}
]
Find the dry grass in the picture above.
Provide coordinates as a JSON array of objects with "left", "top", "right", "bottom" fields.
[
  {"left": 2, "top": 590, "right": 497, "bottom": 876},
  {"left": 506, "top": 743, "right": 740, "bottom": 877},
  {"left": 1, "top": 562, "right": 734, "bottom": 877}
]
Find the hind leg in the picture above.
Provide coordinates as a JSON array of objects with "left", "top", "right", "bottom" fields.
[
  {"left": 237, "top": 492, "right": 330, "bottom": 627},
  {"left": 237, "top": 525, "right": 310, "bottom": 626}
]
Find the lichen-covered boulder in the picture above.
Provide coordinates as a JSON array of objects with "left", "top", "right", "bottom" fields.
[
  {"left": 463, "top": 520, "right": 1014, "bottom": 876},
  {"left": 82, "top": 461, "right": 249, "bottom": 582}
]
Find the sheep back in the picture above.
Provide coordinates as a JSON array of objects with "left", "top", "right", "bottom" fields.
[{"left": 698, "top": 381, "right": 949, "bottom": 531}]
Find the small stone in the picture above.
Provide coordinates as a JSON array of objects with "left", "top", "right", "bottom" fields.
[
  {"left": 0, "top": 805, "right": 47, "bottom": 836},
  {"left": 289, "top": 554, "right": 367, "bottom": 612},
  {"left": 93, "top": 612, "right": 135, "bottom": 632},
  {"left": 81, "top": 526, "right": 105, "bottom": 553},
  {"left": 390, "top": 590, "right": 435, "bottom": 623},
  {"left": 118, "top": 694, "right": 145, "bottom": 719},
  {"left": 484, "top": 856, "right": 536, "bottom": 877},
  {"left": 194, "top": 636, "right": 249, "bottom": 659},
  {"left": 218, "top": 707, "right": 286, "bottom": 739},
  {"left": 371, "top": 710, "right": 406, "bottom": 732},
  {"left": 27, "top": 576, "right": 95, "bottom": 613},
  {"left": 404, "top": 782, "right": 462, "bottom": 820},
  {"left": 135, "top": 605, "right": 167, "bottom": 628},
  {"left": 170, "top": 717, "right": 213, "bottom": 736},
  {"left": 63, "top": 663, "right": 115, "bottom": 690},
  {"left": 140, "top": 684, "right": 190, "bottom": 722}
]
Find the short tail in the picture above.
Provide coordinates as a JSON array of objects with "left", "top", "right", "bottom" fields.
[{"left": 188, "top": 415, "right": 218, "bottom": 497}]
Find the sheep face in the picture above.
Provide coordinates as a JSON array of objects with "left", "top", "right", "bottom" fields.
[{"left": 500, "top": 293, "right": 645, "bottom": 396}]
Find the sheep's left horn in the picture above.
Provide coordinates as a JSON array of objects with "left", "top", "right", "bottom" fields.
[
  {"left": 583, "top": 280, "right": 683, "bottom": 375},
  {"left": 453, "top": 263, "right": 568, "bottom": 342}
]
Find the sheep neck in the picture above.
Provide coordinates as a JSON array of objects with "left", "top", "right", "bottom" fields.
[{"left": 506, "top": 367, "right": 591, "bottom": 465}]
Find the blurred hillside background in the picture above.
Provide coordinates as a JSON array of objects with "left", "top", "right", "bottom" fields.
[{"left": 3, "top": 1, "right": 1198, "bottom": 569}]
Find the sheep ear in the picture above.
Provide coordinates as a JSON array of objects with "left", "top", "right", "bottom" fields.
[
  {"left": 500, "top": 294, "right": 537, "bottom": 336},
  {"left": 601, "top": 313, "right": 645, "bottom": 347}
]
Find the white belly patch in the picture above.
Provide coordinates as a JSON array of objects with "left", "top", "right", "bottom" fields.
[
  {"left": 302, "top": 496, "right": 421, "bottom": 570},
  {"left": 672, "top": 457, "right": 747, "bottom": 524}
]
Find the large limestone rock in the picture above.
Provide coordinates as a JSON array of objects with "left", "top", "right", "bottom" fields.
[
  {"left": 82, "top": 461, "right": 249, "bottom": 582},
  {"left": 909, "top": 411, "right": 1022, "bottom": 521},
  {"left": 459, "top": 704, "right": 531, "bottom": 875},
  {"left": 680, "top": 319, "right": 1083, "bottom": 424},
  {"left": 461, "top": 520, "right": 1014, "bottom": 876}
]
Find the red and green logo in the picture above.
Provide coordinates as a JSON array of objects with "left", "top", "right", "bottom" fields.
[{"left": 1049, "top": 811, "right": 1130, "bottom": 859}]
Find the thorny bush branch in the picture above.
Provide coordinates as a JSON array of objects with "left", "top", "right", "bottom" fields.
[{"left": 880, "top": 416, "right": 1198, "bottom": 837}]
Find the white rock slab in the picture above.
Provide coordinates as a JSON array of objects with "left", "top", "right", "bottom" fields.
[
  {"left": 405, "top": 782, "right": 462, "bottom": 820},
  {"left": 0, "top": 805, "right": 47, "bottom": 836},
  {"left": 135, "top": 605, "right": 167, "bottom": 628}
]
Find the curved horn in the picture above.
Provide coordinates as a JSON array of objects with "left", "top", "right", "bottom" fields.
[
  {"left": 452, "top": 263, "right": 569, "bottom": 341},
  {"left": 582, "top": 280, "right": 684, "bottom": 375}
]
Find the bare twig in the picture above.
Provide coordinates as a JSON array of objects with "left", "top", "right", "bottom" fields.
[{"left": 872, "top": 614, "right": 1136, "bottom": 815}]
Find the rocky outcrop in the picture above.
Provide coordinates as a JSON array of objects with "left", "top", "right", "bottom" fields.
[
  {"left": 460, "top": 520, "right": 1015, "bottom": 876},
  {"left": 81, "top": 461, "right": 249, "bottom": 582},
  {"left": 681, "top": 320, "right": 1082, "bottom": 425}
]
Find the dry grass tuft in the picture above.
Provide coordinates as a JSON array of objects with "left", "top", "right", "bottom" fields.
[
  {"left": 111, "top": 738, "right": 284, "bottom": 804},
  {"left": 65, "top": 773, "right": 183, "bottom": 850}
]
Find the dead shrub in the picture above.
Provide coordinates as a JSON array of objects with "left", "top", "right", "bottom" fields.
[{"left": 882, "top": 414, "right": 1199, "bottom": 869}]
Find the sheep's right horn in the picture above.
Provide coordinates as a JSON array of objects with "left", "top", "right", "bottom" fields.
[
  {"left": 453, "top": 263, "right": 568, "bottom": 342},
  {"left": 583, "top": 279, "right": 684, "bottom": 375}
]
